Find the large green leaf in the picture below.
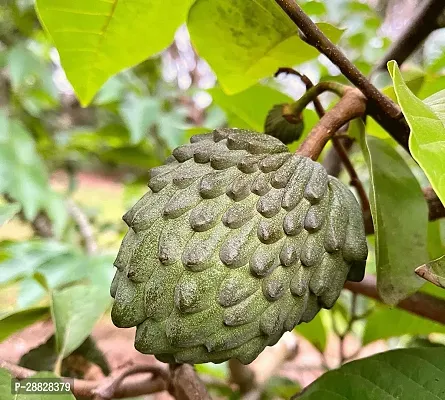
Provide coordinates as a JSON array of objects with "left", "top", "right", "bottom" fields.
[
  {"left": 51, "top": 284, "right": 111, "bottom": 363},
  {"left": 35, "top": 0, "right": 195, "bottom": 105},
  {"left": 209, "top": 85, "right": 292, "bottom": 132},
  {"left": 363, "top": 306, "right": 445, "bottom": 345},
  {"left": 296, "top": 348, "right": 445, "bottom": 399},
  {"left": 188, "top": 0, "right": 343, "bottom": 94},
  {"left": 0, "top": 306, "right": 50, "bottom": 342},
  {"left": 388, "top": 61, "right": 445, "bottom": 206},
  {"left": 358, "top": 133, "right": 428, "bottom": 304}
]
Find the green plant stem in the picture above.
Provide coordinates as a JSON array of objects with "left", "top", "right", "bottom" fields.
[{"left": 283, "top": 81, "right": 347, "bottom": 121}]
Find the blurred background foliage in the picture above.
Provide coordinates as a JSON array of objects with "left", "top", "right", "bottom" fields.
[{"left": 1, "top": 0, "right": 445, "bottom": 397}]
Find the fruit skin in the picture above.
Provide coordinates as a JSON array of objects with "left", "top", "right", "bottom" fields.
[{"left": 111, "top": 128, "right": 368, "bottom": 365}]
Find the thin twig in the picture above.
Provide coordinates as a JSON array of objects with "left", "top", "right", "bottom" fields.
[
  {"left": 93, "top": 365, "right": 169, "bottom": 399},
  {"left": 274, "top": 0, "right": 410, "bottom": 151},
  {"left": 373, "top": 0, "right": 445, "bottom": 72},
  {"left": 66, "top": 199, "right": 98, "bottom": 255}
]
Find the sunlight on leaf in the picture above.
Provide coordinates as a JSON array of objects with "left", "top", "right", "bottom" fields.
[
  {"left": 35, "top": 0, "right": 195, "bottom": 105},
  {"left": 188, "top": 0, "right": 343, "bottom": 94},
  {"left": 388, "top": 61, "right": 445, "bottom": 206}
]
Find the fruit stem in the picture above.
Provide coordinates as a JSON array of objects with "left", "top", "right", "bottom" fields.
[{"left": 284, "top": 81, "right": 347, "bottom": 121}]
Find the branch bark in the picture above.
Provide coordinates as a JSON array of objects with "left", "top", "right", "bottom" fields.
[
  {"left": 274, "top": 0, "right": 410, "bottom": 151},
  {"left": 373, "top": 0, "right": 445, "bottom": 72},
  {"left": 344, "top": 275, "right": 445, "bottom": 325},
  {"left": 296, "top": 88, "right": 367, "bottom": 160}
]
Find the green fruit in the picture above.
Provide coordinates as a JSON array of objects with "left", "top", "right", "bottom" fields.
[{"left": 111, "top": 128, "right": 367, "bottom": 364}]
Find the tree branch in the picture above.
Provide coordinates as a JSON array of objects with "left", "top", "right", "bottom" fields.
[
  {"left": 274, "top": 0, "right": 410, "bottom": 152},
  {"left": 296, "top": 88, "right": 367, "bottom": 160},
  {"left": 169, "top": 363, "right": 212, "bottom": 400},
  {"left": 373, "top": 0, "right": 445, "bottom": 72},
  {"left": 0, "top": 361, "right": 166, "bottom": 399},
  {"left": 344, "top": 275, "right": 445, "bottom": 325}
]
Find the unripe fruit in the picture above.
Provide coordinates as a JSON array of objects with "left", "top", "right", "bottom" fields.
[{"left": 111, "top": 128, "right": 367, "bottom": 364}]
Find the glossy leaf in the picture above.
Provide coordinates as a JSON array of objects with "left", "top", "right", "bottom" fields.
[
  {"left": 35, "top": 0, "right": 195, "bottom": 105},
  {"left": 0, "top": 306, "right": 50, "bottom": 342},
  {"left": 0, "top": 203, "right": 20, "bottom": 226},
  {"left": 415, "top": 255, "right": 445, "bottom": 289},
  {"left": 363, "top": 306, "right": 445, "bottom": 345},
  {"left": 209, "top": 85, "right": 292, "bottom": 132},
  {"left": 188, "top": 0, "right": 343, "bottom": 94},
  {"left": 51, "top": 284, "right": 111, "bottom": 361},
  {"left": 388, "top": 61, "right": 445, "bottom": 206},
  {"left": 297, "top": 348, "right": 445, "bottom": 399},
  {"left": 358, "top": 132, "right": 428, "bottom": 304}
]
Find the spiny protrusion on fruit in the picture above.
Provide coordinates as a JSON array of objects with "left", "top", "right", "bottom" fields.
[{"left": 111, "top": 128, "right": 368, "bottom": 365}]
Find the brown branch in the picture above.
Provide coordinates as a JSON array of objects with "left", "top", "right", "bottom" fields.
[
  {"left": 93, "top": 365, "right": 169, "bottom": 399},
  {"left": 344, "top": 275, "right": 445, "bottom": 325},
  {"left": 296, "top": 88, "right": 367, "bottom": 160},
  {"left": 373, "top": 0, "right": 445, "bottom": 72},
  {"left": 274, "top": 0, "right": 410, "bottom": 152},
  {"left": 0, "top": 360, "right": 166, "bottom": 399},
  {"left": 229, "top": 359, "right": 256, "bottom": 394},
  {"left": 169, "top": 363, "right": 212, "bottom": 400}
]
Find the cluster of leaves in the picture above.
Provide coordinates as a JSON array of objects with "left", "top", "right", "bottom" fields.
[{"left": 1, "top": 0, "right": 445, "bottom": 398}]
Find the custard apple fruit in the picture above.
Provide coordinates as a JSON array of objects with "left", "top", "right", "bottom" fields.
[{"left": 110, "top": 128, "right": 367, "bottom": 364}]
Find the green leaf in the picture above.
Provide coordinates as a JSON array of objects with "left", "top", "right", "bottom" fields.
[
  {"left": 358, "top": 132, "right": 428, "bottom": 304},
  {"left": 119, "top": 95, "right": 160, "bottom": 144},
  {"left": 188, "top": 0, "right": 343, "bottom": 94},
  {"left": 388, "top": 61, "right": 445, "bottom": 206},
  {"left": 363, "top": 306, "right": 445, "bottom": 345},
  {"left": 0, "top": 306, "right": 50, "bottom": 342},
  {"left": 17, "top": 371, "right": 76, "bottom": 400},
  {"left": 427, "top": 220, "right": 444, "bottom": 260},
  {"left": 0, "top": 368, "right": 12, "bottom": 400},
  {"left": 17, "top": 278, "right": 47, "bottom": 308},
  {"left": 0, "top": 240, "right": 71, "bottom": 285},
  {"left": 297, "top": 348, "right": 445, "bottom": 399},
  {"left": 294, "top": 312, "right": 326, "bottom": 352},
  {"left": 415, "top": 255, "right": 445, "bottom": 289},
  {"left": 51, "top": 284, "right": 111, "bottom": 362},
  {"left": 0, "top": 203, "right": 20, "bottom": 227},
  {"left": 35, "top": 0, "right": 195, "bottom": 105},
  {"left": 262, "top": 376, "right": 301, "bottom": 399},
  {"left": 209, "top": 85, "right": 292, "bottom": 132}
]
